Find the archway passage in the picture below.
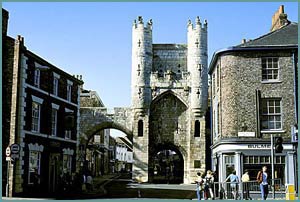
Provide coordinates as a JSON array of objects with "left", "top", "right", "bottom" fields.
[
  {"left": 148, "top": 91, "right": 187, "bottom": 184},
  {"left": 149, "top": 144, "right": 184, "bottom": 184}
]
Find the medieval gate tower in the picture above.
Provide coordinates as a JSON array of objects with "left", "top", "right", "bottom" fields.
[{"left": 131, "top": 16, "right": 208, "bottom": 184}]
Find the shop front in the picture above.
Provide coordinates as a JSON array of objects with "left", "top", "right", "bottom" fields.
[{"left": 212, "top": 142, "right": 296, "bottom": 187}]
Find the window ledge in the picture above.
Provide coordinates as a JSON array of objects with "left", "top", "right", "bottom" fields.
[
  {"left": 261, "top": 80, "right": 282, "bottom": 84},
  {"left": 261, "top": 130, "right": 286, "bottom": 134}
]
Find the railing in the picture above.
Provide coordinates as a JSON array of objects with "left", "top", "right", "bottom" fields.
[{"left": 212, "top": 179, "right": 284, "bottom": 200}]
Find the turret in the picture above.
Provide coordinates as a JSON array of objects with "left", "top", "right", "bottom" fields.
[
  {"left": 131, "top": 16, "right": 153, "bottom": 114},
  {"left": 187, "top": 16, "right": 208, "bottom": 117}
]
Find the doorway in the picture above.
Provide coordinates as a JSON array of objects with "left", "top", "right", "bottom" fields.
[{"left": 48, "top": 153, "right": 60, "bottom": 193}]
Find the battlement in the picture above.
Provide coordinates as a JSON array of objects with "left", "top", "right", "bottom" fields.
[
  {"left": 187, "top": 16, "right": 207, "bottom": 31},
  {"left": 133, "top": 16, "right": 153, "bottom": 31}
]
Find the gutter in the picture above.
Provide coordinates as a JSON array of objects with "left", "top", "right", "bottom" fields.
[{"left": 208, "top": 45, "right": 298, "bottom": 74}]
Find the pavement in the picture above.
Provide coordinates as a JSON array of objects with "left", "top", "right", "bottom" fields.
[{"left": 2, "top": 173, "right": 121, "bottom": 200}]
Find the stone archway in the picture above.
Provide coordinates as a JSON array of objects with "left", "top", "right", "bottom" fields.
[
  {"left": 81, "top": 121, "right": 133, "bottom": 146},
  {"left": 149, "top": 143, "right": 184, "bottom": 184},
  {"left": 148, "top": 91, "right": 188, "bottom": 184}
]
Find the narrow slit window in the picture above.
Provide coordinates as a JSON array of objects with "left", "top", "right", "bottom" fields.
[
  {"left": 138, "top": 120, "right": 143, "bottom": 137},
  {"left": 194, "top": 120, "right": 200, "bottom": 137}
]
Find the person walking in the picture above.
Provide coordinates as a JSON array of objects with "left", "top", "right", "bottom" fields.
[
  {"left": 195, "top": 172, "right": 204, "bottom": 201},
  {"left": 225, "top": 170, "right": 239, "bottom": 200},
  {"left": 204, "top": 170, "right": 214, "bottom": 200},
  {"left": 242, "top": 170, "right": 251, "bottom": 200},
  {"left": 257, "top": 166, "right": 269, "bottom": 200}
]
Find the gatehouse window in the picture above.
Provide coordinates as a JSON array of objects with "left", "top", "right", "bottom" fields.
[
  {"left": 138, "top": 120, "right": 143, "bottom": 137},
  {"left": 261, "top": 99, "right": 282, "bottom": 130},
  {"left": 194, "top": 160, "right": 201, "bottom": 168},
  {"left": 194, "top": 120, "right": 200, "bottom": 137},
  {"left": 262, "top": 57, "right": 279, "bottom": 81}
]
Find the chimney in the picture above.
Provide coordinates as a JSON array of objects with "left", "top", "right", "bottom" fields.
[
  {"left": 270, "top": 5, "right": 289, "bottom": 32},
  {"left": 2, "top": 8, "right": 9, "bottom": 36},
  {"left": 241, "top": 39, "right": 247, "bottom": 44}
]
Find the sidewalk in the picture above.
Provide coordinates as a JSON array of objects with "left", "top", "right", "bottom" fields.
[{"left": 83, "top": 173, "right": 121, "bottom": 195}]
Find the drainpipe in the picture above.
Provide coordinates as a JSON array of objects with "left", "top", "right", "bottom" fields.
[
  {"left": 255, "top": 89, "right": 261, "bottom": 138},
  {"left": 292, "top": 52, "right": 298, "bottom": 124}
]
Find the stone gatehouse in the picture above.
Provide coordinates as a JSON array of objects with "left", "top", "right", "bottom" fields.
[{"left": 131, "top": 16, "right": 210, "bottom": 184}]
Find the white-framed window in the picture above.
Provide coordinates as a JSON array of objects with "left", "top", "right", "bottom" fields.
[
  {"left": 224, "top": 155, "right": 235, "bottom": 177},
  {"left": 65, "top": 130, "right": 71, "bottom": 139},
  {"left": 32, "top": 102, "right": 40, "bottom": 132},
  {"left": 53, "top": 77, "right": 59, "bottom": 96},
  {"left": 28, "top": 151, "right": 41, "bottom": 184},
  {"left": 261, "top": 99, "right": 282, "bottom": 130},
  {"left": 262, "top": 57, "right": 279, "bottom": 81},
  {"left": 51, "top": 108, "right": 57, "bottom": 136},
  {"left": 34, "top": 69, "right": 40, "bottom": 88},
  {"left": 63, "top": 154, "right": 72, "bottom": 174},
  {"left": 67, "top": 84, "right": 72, "bottom": 102}
]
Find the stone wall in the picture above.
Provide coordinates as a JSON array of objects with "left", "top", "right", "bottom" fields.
[{"left": 212, "top": 51, "right": 296, "bottom": 141}]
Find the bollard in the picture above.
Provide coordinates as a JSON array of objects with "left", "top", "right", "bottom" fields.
[{"left": 286, "top": 184, "right": 295, "bottom": 200}]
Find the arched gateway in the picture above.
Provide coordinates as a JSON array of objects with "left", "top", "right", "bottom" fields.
[{"left": 80, "top": 16, "right": 209, "bottom": 184}]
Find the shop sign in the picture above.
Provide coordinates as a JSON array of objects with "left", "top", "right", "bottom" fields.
[
  {"left": 247, "top": 144, "right": 271, "bottom": 149},
  {"left": 50, "top": 141, "right": 61, "bottom": 148},
  {"left": 238, "top": 132, "right": 255, "bottom": 137}
]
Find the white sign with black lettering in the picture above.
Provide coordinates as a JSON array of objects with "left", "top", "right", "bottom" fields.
[{"left": 238, "top": 132, "right": 255, "bottom": 137}]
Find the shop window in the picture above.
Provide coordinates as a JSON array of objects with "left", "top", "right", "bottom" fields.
[
  {"left": 28, "top": 151, "right": 41, "bottom": 184},
  {"left": 194, "top": 160, "right": 201, "bottom": 168},
  {"left": 138, "top": 120, "right": 143, "bottom": 137},
  {"left": 63, "top": 155, "right": 72, "bottom": 174},
  {"left": 225, "top": 155, "right": 235, "bottom": 177},
  {"left": 194, "top": 120, "right": 200, "bottom": 137}
]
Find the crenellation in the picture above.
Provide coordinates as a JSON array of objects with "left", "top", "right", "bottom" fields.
[{"left": 131, "top": 16, "right": 209, "bottom": 184}]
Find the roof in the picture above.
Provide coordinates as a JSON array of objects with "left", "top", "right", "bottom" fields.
[
  {"left": 236, "top": 22, "right": 298, "bottom": 47},
  {"left": 209, "top": 22, "right": 298, "bottom": 74},
  {"left": 26, "top": 50, "right": 84, "bottom": 85}
]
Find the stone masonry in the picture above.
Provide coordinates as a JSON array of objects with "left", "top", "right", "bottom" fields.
[
  {"left": 131, "top": 16, "right": 209, "bottom": 184},
  {"left": 79, "top": 16, "right": 209, "bottom": 184}
]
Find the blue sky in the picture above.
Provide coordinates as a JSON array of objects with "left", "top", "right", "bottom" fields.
[{"left": 3, "top": 2, "right": 298, "bottom": 110}]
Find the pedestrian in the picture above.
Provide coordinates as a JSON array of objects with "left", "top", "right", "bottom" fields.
[
  {"left": 204, "top": 170, "right": 214, "bottom": 200},
  {"left": 86, "top": 173, "right": 93, "bottom": 191},
  {"left": 195, "top": 172, "right": 204, "bottom": 201},
  {"left": 257, "top": 166, "right": 269, "bottom": 200},
  {"left": 242, "top": 170, "right": 251, "bottom": 200},
  {"left": 225, "top": 170, "right": 239, "bottom": 200}
]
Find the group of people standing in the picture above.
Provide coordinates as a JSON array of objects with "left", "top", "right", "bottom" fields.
[
  {"left": 195, "top": 170, "right": 216, "bottom": 200},
  {"left": 195, "top": 166, "right": 270, "bottom": 200}
]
